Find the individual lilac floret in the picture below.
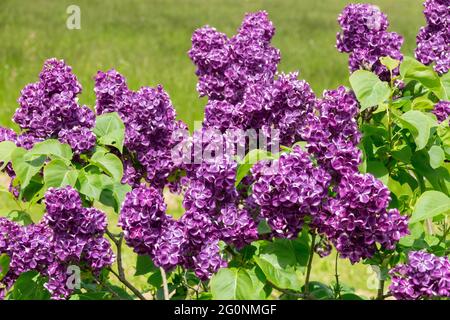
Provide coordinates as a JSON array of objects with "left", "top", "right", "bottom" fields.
[
  {"left": 433, "top": 101, "right": 450, "bottom": 122},
  {"left": 13, "top": 59, "right": 95, "bottom": 152},
  {"left": 336, "top": 4, "right": 404, "bottom": 80},
  {"left": 251, "top": 145, "right": 331, "bottom": 238},
  {"left": 415, "top": 0, "right": 449, "bottom": 75},
  {"left": 319, "top": 173, "right": 409, "bottom": 264},
  {"left": 389, "top": 251, "right": 450, "bottom": 299}
]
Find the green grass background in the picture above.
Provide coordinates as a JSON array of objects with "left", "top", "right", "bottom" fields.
[{"left": 0, "top": 0, "right": 426, "bottom": 298}]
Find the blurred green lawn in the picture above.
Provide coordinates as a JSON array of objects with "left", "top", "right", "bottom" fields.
[{"left": 0, "top": 0, "right": 426, "bottom": 298}]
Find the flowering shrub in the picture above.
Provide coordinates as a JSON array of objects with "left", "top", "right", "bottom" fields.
[{"left": 0, "top": 1, "right": 448, "bottom": 300}]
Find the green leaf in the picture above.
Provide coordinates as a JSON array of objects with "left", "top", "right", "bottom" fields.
[
  {"left": 0, "top": 140, "right": 17, "bottom": 170},
  {"left": 411, "top": 96, "right": 435, "bottom": 111},
  {"left": 366, "top": 160, "right": 389, "bottom": 185},
  {"left": 341, "top": 293, "right": 366, "bottom": 300},
  {"left": 7, "top": 210, "right": 34, "bottom": 226},
  {"left": 437, "top": 121, "right": 450, "bottom": 148},
  {"left": 135, "top": 255, "right": 157, "bottom": 276},
  {"left": 235, "top": 149, "right": 275, "bottom": 186},
  {"left": 428, "top": 145, "right": 445, "bottom": 169},
  {"left": 398, "top": 110, "right": 437, "bottom": 150},
  {"left": 380, "top": 56, "right": 400, "bottom": 71},
  {"left": 0, "top": 254, "right": 10, "bottom": 281},
  {"left": 388, "top": 177, "right": 413, "bottom": 199},
  {"left": 111, "top": 182, "right": 131, "bottom": 210},
  {"left": 400, "top": 56, "right": 448, "bottom": 100},
  {"left": 94, "top": 112, "right": 125, "bottom": 152},
  {"left": 440, "top": 72, "right": 450, "bottom": 98},
  {"left": 254, "top": 238, "right": 309, "bottom": 290},
  {"left": 411, "top": 150, "right": 449, "bottom": 192},
  {"left": 257, "top": 220, "right": 272, "bottom": 235},
  {"left": 210, "top": 267, "right": 266, "bottom": 300},
  {"left": 6, "top": 271, "right": 51, "bottom": 300},
  {"left": 28, "top": 139, "right": 73, "bottom": 162},
  {"left": 76, "top": 171, "right": 105, "bottom": 201},
  {"left": 349, "top": 70, "right": 391, "bottom": 111},
  {"left": 303, "top": 281, "right": 334, "bottom": 300},
  {"left": 409, "top": 191, "right": 450, "bottom": 224},
  {"left": 90, "top": 151, "right": 124, "bottom": 181},
  {"left": 44, "top": 159, "right": 78, "bottom": 188},
  {"left": 11, "top": 147, "right": 46, "bottom": 191},
  {"left": 391, "top": 145, "right": 412, "bottom": 164}
]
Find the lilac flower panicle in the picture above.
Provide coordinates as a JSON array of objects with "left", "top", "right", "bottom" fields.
[
  {"left": 13, "top": 58, "right": 95, "bottom": 152},
  {"left": 252, "top": 146, "right": 331, "bottom": 238},
  {"left": 192, "top": 239, "right": 227, "bottom": 281},
  {"left": 307, "top": 86, "right": 361, "bottom": 181},
  {"left": 336, "top": 4, "right": 404, "bottom": 80},
  {"left": 94, "top": 69, "right": 183, "bottom": 188},
  {"left": 189, "top": 11, "right": 280, "bottom": 104},
  {"left": 319, "top": 173, "right": 409, "bottom": 263},
  {"left": 118, "top": 185, "right": 167, "bottom": 255},
  {"left": 0, "top": 187, "right": 114, "bottom": 300},
  {"left": 415, "top": 0, "right": 450, "bottom": 74},
  {"left": 389, "top": 251, "right": 450, "bottom": 299},
  {"left": 151, "top": 218, "right": 187, "bottom": 270}
]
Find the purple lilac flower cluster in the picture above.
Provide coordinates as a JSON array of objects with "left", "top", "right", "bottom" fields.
[
  {"left": 94, "top": 70, "right": 184, "bottom": 188},
  {"left": 389, "top": 251, "right": 450, "bottom": 299},
  {"left": 119, "top": 184, "right": 239, "bottom": 280},
  {"left": 189, "top": 11, "right": 410, "bottom": 266},
  {"left": 189, "top": 11, "right": 279, "bottom": 104},
  {"left": 251, "top": 145, "right": 331, "bottom": 238},
  {"left": 433, "top": 101, "right": 450, "bottom": 122},
  {"left": 336, "top": 3, "right": 404, "bottom": 80},
  {"left": 189, "top": 12, "right": 317, "bottom": 146},
  {"left": 318, "top": 173, "right": 409, "bottom": 263},
  {"left": 0, "top": 187, "right": 114, "bottom": 299},
  {"left": 415, "top": 0, "right": 449, "bottom": 75},
  {"left": 13, "top": 59, "right": 96, "bottom": 153},
  {"left": 306, "top": 86, "right": 362, "bottom": 182},
  {"left": 120, "top": 128, "right": 259, "bottom": 280}
]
